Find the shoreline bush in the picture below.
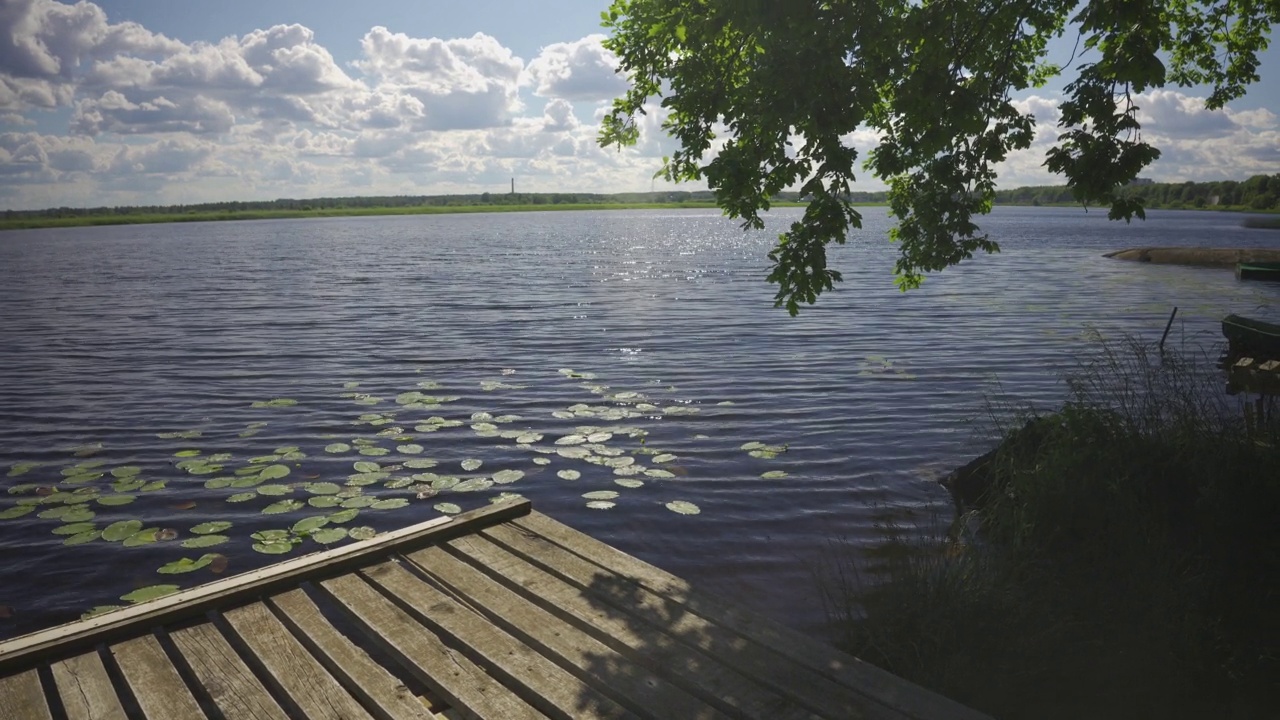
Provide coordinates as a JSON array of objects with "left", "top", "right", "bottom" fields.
[{"left": 821, "top": 338, "right": 1280, "bottom": 719}]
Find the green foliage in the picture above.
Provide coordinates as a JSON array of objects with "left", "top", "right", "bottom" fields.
[{"left": 601, "top": 0, "right": 1280, "bottom": 312}]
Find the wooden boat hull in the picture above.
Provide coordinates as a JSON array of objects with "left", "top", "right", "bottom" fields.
[{"left": 1222, "top": 314, "right": 1280, "bottom": 357}]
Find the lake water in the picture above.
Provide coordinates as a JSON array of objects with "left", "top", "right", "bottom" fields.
[{"left": 1, "top": 206, "right": 1278, "bottom": 640}]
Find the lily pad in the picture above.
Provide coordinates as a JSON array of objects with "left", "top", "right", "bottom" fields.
[
  {"left": 64, "top": 530, "right": 101, "bottom": 546},
  {"left": 359, "top": 447, "right": 390, "bottom": 456},
  {"left": 263, "top": 499, "right": 304, "bottom": 515},
  {"left": 615, "top": 479, "right": 645, "bottom": 488},
  {"left": 557, "top": 470, "right": 581, "bottom": 481},
  {"left": 644, "top": 469, "right": 676, "bottom": 479},
  {"left": 460, "top": 459, "right": 482, "bottom": 472},
  {"left": 403, "top": 458, "right": 438, "bottom": 469},
  {"left": 81, "top": 605, "right": 124, "bottom": 619},
  {"left": 191, "top": 521, "right": 232, "bottom": 534},
  {"left": 139, "top": 481, "right": 166, "bottom": 492},
  {"left": 371, "top": 498, "right": 409, "bottom": 510},
  {"left": 748, "top": 450, "right": 779, "bottom": 459},
  {"left": 110, "top": 466, "right": 141, "bottom": 479},
  {"left": 557, "top": 447, "right": 591, "bottom": 459},
  {"left": 258, "top": 484, "right": 291, "bottom": 496},
  {"left": 583, "top": 490, "right": 619, "bottom": 501},
  {"left": 532, "top": 457, "right": 551, "bottom": 466},
  {"left": 307, "top": 482, "right": 341, "bottom": 495},
  {"left": 492, "top": 469, "right": 524, "bottom": 485},
  {"left": 431, "top": 476, "right": 460, "bottom": 491},
  {"left": 0, "top": 505, "right": 35, "bottom": 519},
  {"left": 158, "top": 555, "right": 216, "bottom": 574},
  {"left": 325, "top": 443, "right": 351, "bottom": 454},
  {"left": 103, "top": 520, "right": 143, "bottom": 542},
  {"left": 292, "top": 516, "right": 331, "bottom": 534},
  {"left": 396, "top": 444, "right": 424, "bottom": 454},
  {"left": 434, "top": 502, "right": 462, "bottom": 515},
  {"left": 121, "top": 585, "right": 180, "bottom": 604},
  {"left": 181, "top": 534, "right": 229, "bottom": 548},
  {"left": 353, "top": 461, "right": 381, "bottom": 473},
  {"left": 123, "top": 528, "right": 160, "bottom": 548},
  {"left": 60, "top": 508, "right": 96, "bottom": 523},
  {"left": 665, "top": 501, "right": 701, "bottom": 515},
  {"left": 97, "top": 495, "right": 135, "bottom": 506},
  {"left": 227, "top": 492, "right": 257, "bottom": 503},
  {"left": 348, "top": 526, "right": 377, "bottom": 540},
  {"left": 252, "top": 539, "right": 295, "bottom": 555},
  {"left": 259, "top": 465, "right": 291, "bottom": 481},
  {"left": 204, "top": 477, "right": 234, "bottom": 489},
  {"left": 586, "top": 500, "right": 616, "bottom": 510},
  {"left": 761, "top": 470, "right": 789, "bottom": 479},
  {"left": 7, "top": 462, "right": 40, "bottom": 477},
  {"left": 174, "top": 449, "right": 201, "bottom": 458},
  {"left": 309, "top": 496, "right": 342, "bottom": 508},
  {"left": 652, "top": 453, "right": 677, "bottom": 464},
  {"left": 327, "top": 508, "right": 359, "bottom": 524},
  {"left": 453, "top": 478, "right": 493, "bottom": 493},
  {"left": 311, "top": 527, "right": 348, "bottom": 544},
  {"left": 52, "top": 522, "right": 97, "bottom": 536}
]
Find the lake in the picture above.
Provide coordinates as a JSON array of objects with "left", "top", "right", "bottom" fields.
[{"left": 1, "top": 206, "right": 1278, "bottom": 640}]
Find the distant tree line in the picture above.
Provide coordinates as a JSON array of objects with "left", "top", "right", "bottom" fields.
[
  {"left": 993, "top": 174, "right": 1280, "bottom": 211},
  {"left": 1, "top": 190, "right": 763, "bottom": 220}
]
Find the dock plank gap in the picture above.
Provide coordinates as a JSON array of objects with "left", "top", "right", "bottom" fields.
[{"left": 0, "top": 499, "right": 990, "bottom": 719}]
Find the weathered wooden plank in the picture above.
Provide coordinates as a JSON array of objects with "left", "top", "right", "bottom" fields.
[
  {"left": 0, "top": 668, "right": 52, "bottom": 720},
  {"left": 511, "top": 513, "right": 991, "bottom": 720},
  {"left": 170, "top": 621, "right": 288, "bottom": 720},
  {"left": 269, "top": 587, "right": 438, "bottom": 720},
  {"left": 450, "top": 533, "right": 818, "bottom": 720},
  {"left": 111, "top": 634, "right": 207, "bottom": 719},
  {"left": 320, "top": 572, "right": 545, "bottom": 720},
  {"left": 0, "top": 500, "right": 530, "bottom": 677},
  {"left": 222, "top": 601, "right": 373, "bottom": 720},
  {"left": 406, "top": 545, "right": 725, "bottom": 720},
  {"left": 486, "top": 522, "right": 880, "bottom": 720},
  {"left": 359, "top": 560, "right": 634, "bottom": 720},
  {"left": 51, "top": 650, "right": 127, "bottom": 720}
]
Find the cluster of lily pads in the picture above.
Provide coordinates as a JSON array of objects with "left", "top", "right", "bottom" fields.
[{"left": 1, "top": 365, "right": 796, "bottom": 620}]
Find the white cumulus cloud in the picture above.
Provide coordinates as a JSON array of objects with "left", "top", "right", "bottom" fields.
[{"left": 523, "top": 34, "right": 628, "bottom": 101}]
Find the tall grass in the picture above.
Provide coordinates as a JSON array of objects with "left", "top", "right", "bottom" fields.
[{"left": 822, "top": 337, "right": 1280, "bottom": 719}]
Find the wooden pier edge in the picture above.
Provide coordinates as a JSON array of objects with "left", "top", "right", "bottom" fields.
[{"left": 0, "top": 498, "right": 531, "bottom": 677}]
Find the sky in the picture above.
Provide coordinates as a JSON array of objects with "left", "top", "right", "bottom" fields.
[{"left": 1, "top": 0, "right": 1278, "bottom": 211}]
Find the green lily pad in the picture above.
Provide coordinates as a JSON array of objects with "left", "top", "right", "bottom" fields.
[
  {"left": 430, "top": 476, "right": 459, "bottom": 490},
  {"left": 311, "top": 527, "right": 348, "bottom": 544},
  {"left": 557, "top": 470, "right": 581, "bottom": 481},
  {"left": 353, "top": 461, "right": 381, "bottom": 473},
  {"left": 586, "top": 500, "right": 616, "bottom": 510},
  {"left": 557, "top": 447, "right": 591, "bottom": 459},
  {"left": 181, "top": 534, "right": 229, "bottom": 548},
  {"left": 292, "top": 516, "right": 330, "bottom": 534},
  {"left": 259, "top": 465, "right": 290, "bottom": 481},
  {"left": 60, "top": 508, "right": 96, "bottom": 523},
  {"left": 227, "top": 492, "right": 256, "bottom": 502},
  {"left": 748, "top": 450, "right": 779, "bottom": 459},
  {"left": 263, "top": 499, "right": 304, "bottom": 515},
  {"left": 252, "top": 529, "right": 290, "bottom": 541},
  {"left": 761, "top": 470, "right": 789, "bottom": 479},
  {"left": 492, "top": 469, "right": 524, "bottom": 484},
  {"left": 665, "top": 501, "right": 701, "bottom": 515},
  {"left": 652, "top": 454, "right": 677, "bottom": 464},
  {"left": 340, "top": 496, "right": 377, "bottom": 509},
  {"left": 741, "top": 442, "right": 766, "bottom": 451},
  {"left": 327, "top": 508, "right": 359, "bottom": 524},
  {"left": 61, "top": 473, "right": 102, "bottom": 485},
  {"left": 644, "top": 469, "right": 675, "bottom": 478},
  {"left": 396, "top": 444, "right": 424, "bottom": 454},
  {"left": 307, "top": 482, "right": 341, "bottom": 495},
  {"left": 257, "top": 484, "right": 291, "bottom": 496},
  {"left": 460, "top": 459, "right": 482, "bottom": 472},
  {"left": 249, "top": 455, "right": 280, "bottom": 465},
  {"left": 52, "top": 522, "right": 97, "bottom": 535},
  {"left": 604, "top": 456, "right": 636, "bottom": 468},
  {"left": 139, "top": 481, "right": 166, "bottom": 492},
  {"left": 174, "top": 450, "right": 201, "bottom": 458},
  {"left": 251, "top": 398, "right": 298, "bottom": 408},
  {"left": 0, "top": 505, "right": 36, "bottom": 519},
  {"left": 371, "top": 498, "right": 409, "bottom": 510},
  {"left": 158, "top": 555, "right": 216, "bottom": 574},
  {"left": 123, "top": 528, "right": 160, "bottom": 547},
  {"left": 308, "top": 496, "right": 343, "bottom": 508},
  {"left": 615, "top": 479, "right": 645, "bottom": 488},
  {"left": 110, "top": 466, "right": 141, "bottom": 478},
  {"left": 7, "top": 462, "right": 40, "bottom": 477},
  {"left": 434, "top": 502, "right": 462, "bottom": 515},
  {"left": 453, "top": 478, "right": 493, "bottom": 493},
  {"left": 349, "top": 526, "right": 377, "bottom": 540},
  {"left": 583, "top": 491, "right": 619, "bottom": 501},
  {"left": 97, "top": 495, "right": 135, "bottom": 506},
  {"left": 325, "top": 443, "right": 351, "bottom": 454},
  {"left": 64, "top": 530, "right": 101, "bottom": 545},
  {"left": 81, "top": 605, "right": 124, "bottom": 619},
  {"left": 359, "top": 447, "right": 390, "bottom": 456},
  {"left": 121, "top": 585, "right": 180, "bottom": 604},
  {"left": 203, "top": 477, "right": 234, "bottom": 490},
  {"left": 532, "top": 457, "right": 551, "bottom": 466},
  {"left": 192, "top": 521, "right": 232, "bottom": 534},
  {"left": 252, "top": 540, "right": 295, "bottom": 555},
  {"left": 102, "top": 520, "right": 143, "bottom": 542},
  {"left": 403, "top": 458, "right": 438, "bottom": 469}
]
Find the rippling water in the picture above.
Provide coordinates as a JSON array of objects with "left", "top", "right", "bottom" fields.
[{"left": 1, "top": 206, "right": 1277, "bottom": 640}]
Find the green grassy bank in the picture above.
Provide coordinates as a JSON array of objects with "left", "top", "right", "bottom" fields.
[
  {"left": 821, "top": 339, "right": 1280, "bottom": 719},
  {"left": 0, "top": 201, "right": 779, "bottom": 231}
]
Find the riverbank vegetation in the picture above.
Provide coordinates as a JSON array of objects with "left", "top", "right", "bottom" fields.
[
  {"left": 821, "top": 338, "right": 1280, "bottom": 719},
  {"left": 996, "top": 174, "right": 1280, "bottom": 213}
]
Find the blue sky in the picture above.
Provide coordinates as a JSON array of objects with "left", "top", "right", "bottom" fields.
[{"left": 1, "top": 0, "right": 1277, "bottom": 210}]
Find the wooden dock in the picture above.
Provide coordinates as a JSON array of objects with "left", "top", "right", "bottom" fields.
[{"left": 0, "top": 499, "right": 990, "bottom": 719}]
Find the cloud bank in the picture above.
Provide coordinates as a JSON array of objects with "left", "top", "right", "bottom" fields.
[{"left": 0, "top": 0, "right": 1275, "bottom": 209}]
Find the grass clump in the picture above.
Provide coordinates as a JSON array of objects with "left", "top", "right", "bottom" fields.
[{"left": 823, "top": 338, "right": 1280, "bottom": 719}]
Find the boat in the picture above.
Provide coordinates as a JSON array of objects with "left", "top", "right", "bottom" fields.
[
  {"left": 1222, "top": 314, "right": 1280, "bottom": 357},
  {"left": 1235, "top": 261, "right": 1280, "bottom": 281}
]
